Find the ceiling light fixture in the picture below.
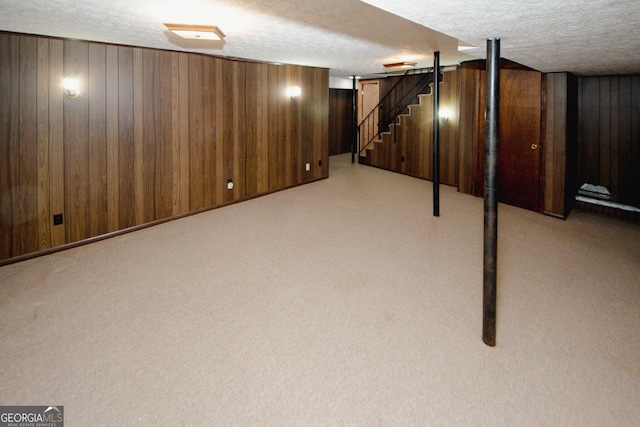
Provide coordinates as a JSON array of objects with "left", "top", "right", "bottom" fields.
[
  {"left": 383, "top": 61, "right": 417, "bottom": 69},
  {"left": 164, "top": 23, "right": 225, "bottom": 41}
]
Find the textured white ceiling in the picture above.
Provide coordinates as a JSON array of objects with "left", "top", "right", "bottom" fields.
[
  {"left": 1, "top": 0, "right": 639, "bottom": 79},
  {"left": 363, "top": 0, "right": 640, "bottom": 76}
]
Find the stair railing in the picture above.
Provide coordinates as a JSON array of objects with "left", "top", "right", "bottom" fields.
[{"left": 358, "top": 68, "right": 435, "bottom": 155}]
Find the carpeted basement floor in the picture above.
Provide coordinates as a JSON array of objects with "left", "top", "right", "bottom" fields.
[{"left": 1, "top": 153, "right": 639, "bottom": 425}]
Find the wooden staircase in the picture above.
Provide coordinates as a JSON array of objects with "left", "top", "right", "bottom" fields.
[
  {"left": 360, "top": 91, "right": 432, "bottom": 159},
  {"left": 359, "top": 91, "right": 435, "bottom": 177},
  {"left": 358, "top": 69, "right": 435, "bottom": 160},
  {"left": 357, "top": 67, "right": 460, "bottom": 187}
]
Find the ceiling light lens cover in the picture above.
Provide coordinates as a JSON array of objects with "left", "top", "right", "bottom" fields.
[
  {"left": 383, "top": 61, "right": 417, "bottom": 69},
  {"left": 164, "top": 23, "right": 225, "bottom": 41}
]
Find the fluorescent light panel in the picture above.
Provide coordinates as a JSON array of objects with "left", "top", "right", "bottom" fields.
[{"left": 164, "top": 23, "right": 225, "bottom": 41}]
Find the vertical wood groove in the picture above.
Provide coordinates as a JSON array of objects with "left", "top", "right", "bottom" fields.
[
  {"left": 106, "top": 45, "right": 119, "bottom": 232},
  {"left": 133, "top": 48, "right": 144, "bottom": 225},
  {"left": 37, "top": 38, "right": 51, "bottom": 251},
  {"left": 202, "top": 55, "right": 215, "bottom": 208},
  {"left": 64, "top": 40, "right": 90, "bottom": 243},
  {"left": 88, "top": 43, "right": 107, "bottom": 237},
  {"left": 189, "top": 54, "right": 205, "bottom": 210},
  {"left": 49, "top": 38, "right": 65, "bottom": 247},
  {"left": 117, "top": 46, "right": 134, "bottom": 229}
]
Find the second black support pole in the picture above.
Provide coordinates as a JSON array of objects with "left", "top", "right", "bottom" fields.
[
  {"left": 483, "top": 38, "right": 500, "bottom": 347},
  {"left": 433, "top": 52, "right": 440, "bottom": 217},
  {"left": 352, "top": 75, "right": 357, "bottom": 164}
]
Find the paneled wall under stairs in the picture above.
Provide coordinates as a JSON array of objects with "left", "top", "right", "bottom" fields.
[
  {"left": 359, "top": 69, "right": 460, "bottom": 187},
  {"left": 543, "top": 73, "right": 578, "bottom": 218},
  {"left": 0, "top": 32, "right": 329, "bottom": 263}
]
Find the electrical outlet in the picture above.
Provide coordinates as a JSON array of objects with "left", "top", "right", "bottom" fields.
[
  {"left": 53, "top": 213, "right": 63, "bottom": 225},
  {"left": 226, "top": 179, "right": 234, "bottom": 190},
  {"left": 305, "top": 163, "right": 310, "bottom": 172}
]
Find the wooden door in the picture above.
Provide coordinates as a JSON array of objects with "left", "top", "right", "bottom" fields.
[
  {"left": 472, "top": 68, "right": 543, "bottom": 212},
  {"left": 498, "top": 69, "right": 542, "bottom": 212},
  {"left": 358, "top": 80, "right": 379, "bottom": 151}
]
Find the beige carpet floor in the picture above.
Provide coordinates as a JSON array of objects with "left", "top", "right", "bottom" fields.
[{"left": 1, "top": 153, "right": 639, "bottom": 425}]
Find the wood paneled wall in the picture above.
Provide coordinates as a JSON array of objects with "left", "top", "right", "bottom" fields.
[
  {"left": 577, "top": 75, "right": 640, "bottom": 208},
  {"left": 543, "top": 73, "right": 578, "bottom": 218},
  {"left": 0, "top": 32, "right": 329, "bottom": 262},
  {"left": 359, "top": 70, "right": 460, "bottom": 186},
  {"left": 457, "top": 66, "right": 484, "bottom": 195},
  {"left": 329, "top": 88, "right": 353, "bottom": 155}
]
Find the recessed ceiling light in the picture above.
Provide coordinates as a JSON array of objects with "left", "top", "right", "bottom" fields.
[{"left": 164, "top": 23, "right": 225, "bottom": 41}]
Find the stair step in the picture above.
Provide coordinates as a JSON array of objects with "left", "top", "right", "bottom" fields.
[
  {"left": 359, "top": 143, "right": 376, "bottom": 157},
  {"left": 360, "top": 147, "right": 374, "bottom": 157}
]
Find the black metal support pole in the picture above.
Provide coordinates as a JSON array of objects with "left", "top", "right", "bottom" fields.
[
  {"left": 433, "top": 52, "right": 440, "bottom": 217},
  {"left": 351, "top": 75, "right": 357, "bottom": 163},
  {"left": 483, "top": 38, "right": 500, "bottom": 347}
]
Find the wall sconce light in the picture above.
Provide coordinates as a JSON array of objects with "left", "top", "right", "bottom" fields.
[
  {"left": 62, "top": 77, "right": 80, "bottom": 99},
  {"left": 439, "top": 108, "right": 452, "bottom": 122},
  {"left": 164, "top": 23, "right": 225, "bottom": 41},
  {"left": 287, "top": 86, "right": 301, "bottom": 99}
]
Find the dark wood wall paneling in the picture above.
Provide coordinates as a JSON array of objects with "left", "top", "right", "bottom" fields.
[
  {"left": 543, "top": 73, "right": 578, "bottom": 218},
  {"left": 360, "top": 70, "right": 460, "bottom": 186},
  {"left": 577, "top": 76, "right": 640, "bottom": 208},
  {"left": 457, "top": 67, "right": 483, "bottom": 195},
  {"left": 439, "top": 71, "right": 460, "bottom": 185},
  {"left": 329, "top": 89, "right": 354, "bottom": 156},
  {"left": 0, "top": 32, "right": 329, "bottom": 262},
  {"left": 449, "top": 66, "right": 640, "bottom": 218}
]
